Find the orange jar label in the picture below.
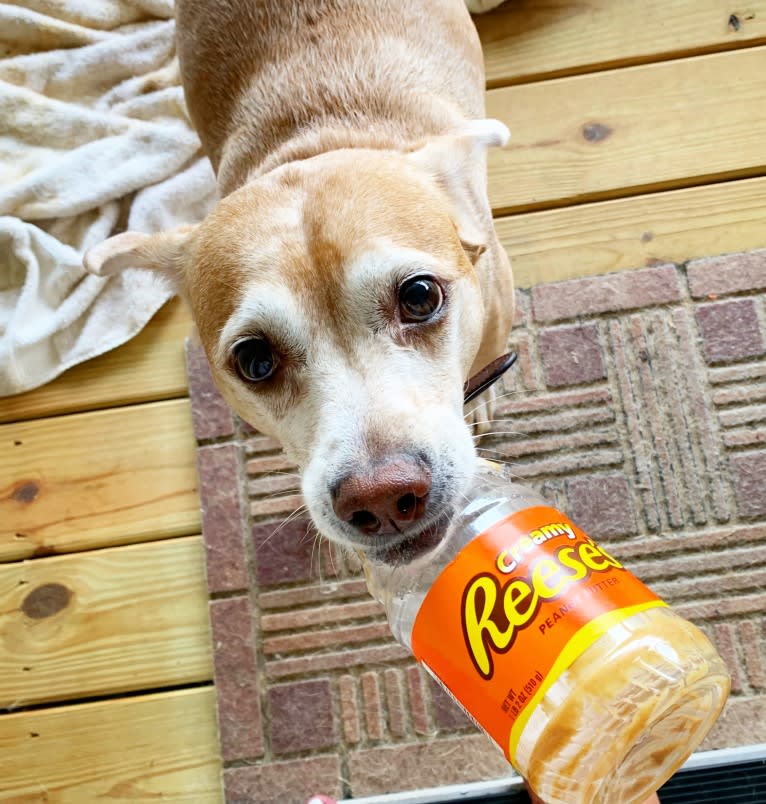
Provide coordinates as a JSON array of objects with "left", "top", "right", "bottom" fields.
[{"left": 411, "top": 506, "right": 665, "bottom": 764}]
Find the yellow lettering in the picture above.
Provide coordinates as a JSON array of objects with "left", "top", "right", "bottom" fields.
[
  {"left": 504, "top": 579, "right": 537, "bottom": 626},
  {"left": 589, "top": 540, "right": 623, "bottom": 569},
  {"left": 466, "top": 533, "right": 626, "bottom": 681},
  {"left": 556, "top": 546, "right": 588, "bottom": 581},
  {"left": 531, "top": 557, "right": 570, "bottom": 599},
  {"left": 511, "top": 536, "right": 534, "bottom": 563},
  {"left": 579, "top": 542, "right": 610, "bottom": 571},
  {"left": 463, "top": 576, "right": 512, "bottom": 679},
  {"left": 540, "top": 524, "right": 563, "bottom": 540},
  {"left": 496, "top": 550, "right": 517, "bottom": 574},
  {"left": 530, "top": 529, "right": 546, "bottom": 545}
]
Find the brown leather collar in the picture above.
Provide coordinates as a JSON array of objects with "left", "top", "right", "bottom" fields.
[{"left": 463, "top": 352, "right": 517, "bottom": 404}]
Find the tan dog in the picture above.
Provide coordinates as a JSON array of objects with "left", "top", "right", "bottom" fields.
[{"left": 84, "top": 0, "right": 515, "bottom": 563}]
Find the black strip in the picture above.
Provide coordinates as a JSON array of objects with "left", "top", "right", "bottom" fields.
[
  {"left": 431, "top": 759, "right": 766, "bottom": 803},
  {"left": 659, "top": 758, "right": 766, "bottom": 803},
  {"left": 464, "top": 352, "right": 518, "bottom": 404}
]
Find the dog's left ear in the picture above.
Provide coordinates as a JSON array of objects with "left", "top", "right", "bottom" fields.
[
  {"left": 83, "top": 225, "right": 198, "bottom": 292},
  {"left": 409, "top": 119, "right": 509, "bottom": 265}
]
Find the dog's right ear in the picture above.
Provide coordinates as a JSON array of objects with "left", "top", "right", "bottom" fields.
[
  {"left": 408, "top": 119, "right": 509, "bottom": 264},
  {"left": 83, "top": 225, "right": 198, "bottom": 292}
]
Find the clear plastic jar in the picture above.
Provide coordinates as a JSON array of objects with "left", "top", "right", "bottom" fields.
[{"left": 363, "top": 461, "right": 730, "bottom": 804}]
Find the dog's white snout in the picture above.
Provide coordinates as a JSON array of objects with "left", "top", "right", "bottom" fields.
[{"left": 331, "top": 455, "right": 432, "bottom": 536}]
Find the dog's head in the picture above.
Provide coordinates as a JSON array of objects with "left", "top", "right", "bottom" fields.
[{"left": 85, "top": 120, "right": 512, "bottom": 562}]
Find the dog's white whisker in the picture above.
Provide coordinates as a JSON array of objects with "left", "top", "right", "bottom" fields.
[
  {"left": 326, "top": 539, "right": 338, "bottom": 577},
  {"left": 260, "top": 504, "right": 309, "bottom": 548},
  {"left": 474, "top": 456, "right": 524, "bottom": 480},
  {"left": 466, "top": 418, "right": 512, "bottom": 429},
  {"left": 279, "top": 505, "right": 309, "bottom": 531},
  {"left": 309, "top": 530, "right": 323, "bottom": 584},
  {"left": 259, "top": 488, "right": 302, "bottom": 502},
  {"left": 476, "top": 447, "right": 505, "bottom": 455},
  {"left": 470, "top": 423, "right": 527, "bottom": 433},
  {"left": 474, "top": 451, "right": 514, "bottom": 467},
  {"left": 474, "top": 445, "right": 509, "bottom": 455},
  {"left": 463, "top": 387, "right": 523, "bottom": 420},
  {"left": 472, "top": 430, "right": 529, "bottom": 440}
]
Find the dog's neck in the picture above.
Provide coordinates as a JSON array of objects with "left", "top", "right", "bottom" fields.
[
  {"left": 219, "top": 125, "right": 396, "bottom": 197},
  {"left": 177, "top": 0, "right": 487, "bottom": 195},
  {"left": 217, "top": 107, "right": 462, "bottom": 197}
]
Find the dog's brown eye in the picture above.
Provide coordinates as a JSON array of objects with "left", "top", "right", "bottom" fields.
[
  {"left": 233, "top": 337, "right": 276, "bottom": 382},
  {"left": 399, "top": 276, "right": 443, "bottom": 322}
]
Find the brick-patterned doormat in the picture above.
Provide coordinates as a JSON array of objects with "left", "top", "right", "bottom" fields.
[{"left": 186, "top": 250, "right": 766, "bottom": 804}]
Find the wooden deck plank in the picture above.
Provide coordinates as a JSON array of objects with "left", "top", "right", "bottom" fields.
[
  {"left": 476, "top": 0, "right": 766, "bottom": 87},
  {"left": 497, "top": 175, "right": 766, "bottom": 288},
  {"left": 0, "top": 398, "right": 200, "bottom": 562},
  {"left": 0, "top": 687, "right": 221, "bottom": 803},
  {"left": 0, "top": 298, "right": 193, "bottom": 425},
  {"left": 0, "top": 537, "right": 212, "bottom": 707},
  {"left": 485, "top": 47, "right": 766, "bottom": 213}
]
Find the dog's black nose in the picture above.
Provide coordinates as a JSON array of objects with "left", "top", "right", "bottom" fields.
[{"left": 332, "top": 456, "right": 431, "bottom": 535}]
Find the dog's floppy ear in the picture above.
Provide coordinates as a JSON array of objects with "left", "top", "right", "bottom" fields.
[
  {"left": 83, "top": 225, "right": 197, "bottom": 291},
  {"left": 409, "top": 118, "right": 509, "bottom": 264}
]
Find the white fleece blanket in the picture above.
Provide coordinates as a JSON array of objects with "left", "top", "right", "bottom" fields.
[{"left": 0, "top": 0, "right": 217, "bottom": 397}]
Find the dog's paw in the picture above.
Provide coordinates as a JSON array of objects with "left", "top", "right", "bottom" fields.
[
  {"left": 464, "top": 383, "right": 498, "bottom": 438},
  {"left": 465, "top": 0, "right": 506, "bottom": 14}
]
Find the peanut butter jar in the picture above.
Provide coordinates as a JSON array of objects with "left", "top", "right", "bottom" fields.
[{"left": 363, "top": 460, "right": 730, "bottom": 804}]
